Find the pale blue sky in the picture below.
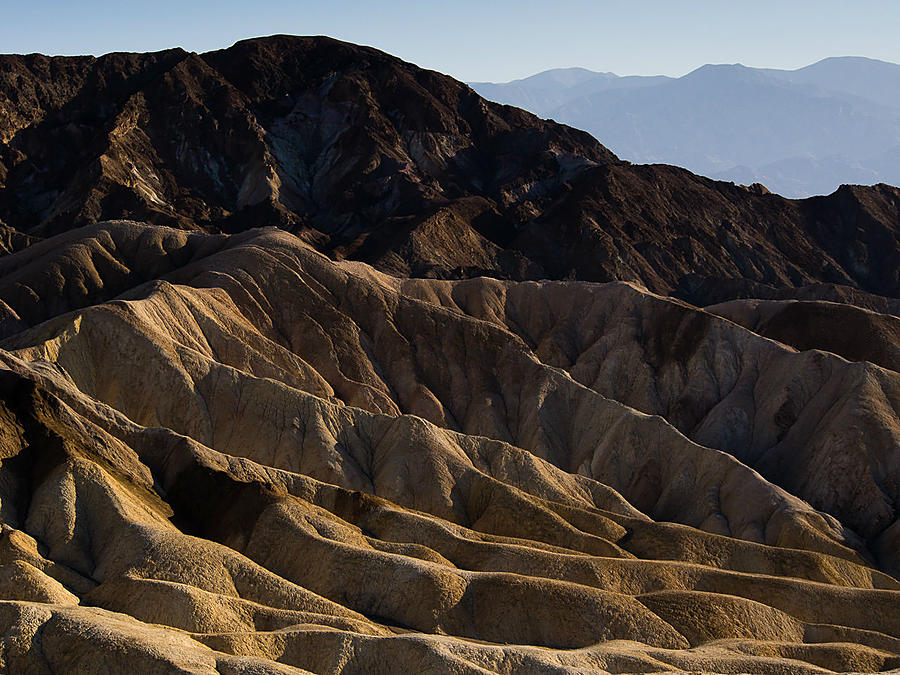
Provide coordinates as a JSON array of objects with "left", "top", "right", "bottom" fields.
[{"left": 3, "top": 0, "right": 899, "bottom": 81}]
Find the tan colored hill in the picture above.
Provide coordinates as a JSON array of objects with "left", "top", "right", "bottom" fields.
[{"left": 0, "top": 221, "right": 898, "bottom": 673}]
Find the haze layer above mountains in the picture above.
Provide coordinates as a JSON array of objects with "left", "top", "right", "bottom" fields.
[
  {"left": 0, "top": 36, "right": 899, "bottom": 674},
  {"left": 471, "top": 57, "right": 900, "bottom": 198}
]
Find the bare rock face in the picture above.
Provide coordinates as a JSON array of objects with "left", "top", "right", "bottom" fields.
[
  {"left": 0, "top": 222, "right": 897, "bottom": 674},
  {"left": 1, "top": 36, "right": 899, "bottom": 675},
  {"left": 1, "top": 36, "right": 900, "bottom": 303}
]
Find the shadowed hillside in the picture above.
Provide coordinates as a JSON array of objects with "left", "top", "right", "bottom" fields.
[{"left": 1, "top": 38, "right": 900, "bottom": 304}]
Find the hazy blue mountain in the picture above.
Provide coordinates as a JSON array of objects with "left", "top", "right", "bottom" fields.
[
  {"left": 469, "top": 68, "right": 671, "bottom": 118},
  {"left": 711, "top": 155, "right": 895, "bottom": 198},
  {"left": 470, "top": 57, "right": 900, "bottom": 197},
  {"left": 764, "top": 56, "right": 900, "bottom": 110}
]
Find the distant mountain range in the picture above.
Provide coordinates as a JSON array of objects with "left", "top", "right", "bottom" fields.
[{"left": 471, "top": 57, "right": 900, "bottom": 197}]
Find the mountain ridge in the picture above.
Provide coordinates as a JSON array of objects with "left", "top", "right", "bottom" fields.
[
  {"left": 471, "top": 56, "right": 900, "bottom": 197},
  {"left": 2, "top": 36, "right": 899, "bottom": 305}
]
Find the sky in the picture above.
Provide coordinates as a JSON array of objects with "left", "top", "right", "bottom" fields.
[{"left": 2, "top": 0, "right": 899, "bottom": 82}]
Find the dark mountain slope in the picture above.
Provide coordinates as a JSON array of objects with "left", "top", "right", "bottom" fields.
[
  {"left": 0, "top": 37, "right": 610, "bottom": 245},
  {"left": 1, "top": 36, "right": 899, "bottom": 303},
  {"left": 515, "top": 164, "right": 900, "bottom": 299}
]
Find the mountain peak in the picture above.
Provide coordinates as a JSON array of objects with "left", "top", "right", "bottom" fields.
[
  {"left": 681, "top": 62, "right": 773, "bottom": 84},
  {"left": 770, "top": 54, "right": 900, "bottom": 110},
  {"left": 804, "top": 54, "right": 900, "bottom": 69},
  {"left": 474, "top": 67, "right": 616, "bottom": 89}
]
